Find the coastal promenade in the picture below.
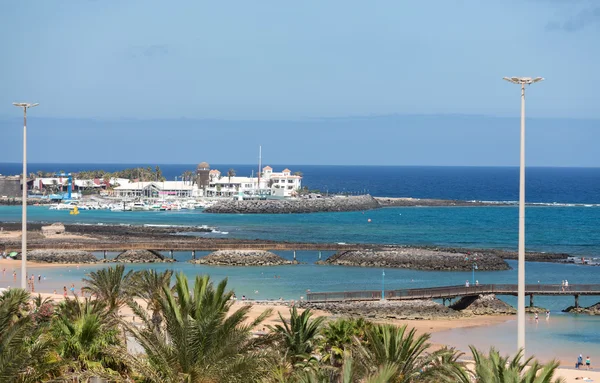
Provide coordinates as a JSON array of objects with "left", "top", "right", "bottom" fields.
[{"left": 307, "top": 283, "right": 600, "bottom": 308}]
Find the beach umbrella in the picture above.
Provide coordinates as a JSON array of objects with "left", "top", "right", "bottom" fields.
[{"left": 8, "top": 252, "right": 18, "bottom": 259}]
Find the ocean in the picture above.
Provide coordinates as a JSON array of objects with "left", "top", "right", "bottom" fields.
[
  {"left": 1, "top": 164, "right": 599, "bottom": 362},
  {"left": 2, "top": 163, "right": 600, "bottom": 203}
]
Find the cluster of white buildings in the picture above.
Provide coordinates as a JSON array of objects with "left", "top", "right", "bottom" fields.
[{"left": 110, "top": 166, "right": 302, "bottom": 199}]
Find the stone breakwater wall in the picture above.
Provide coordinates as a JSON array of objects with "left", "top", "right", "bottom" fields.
[
  {"left": 563, "top": 302, "right": 600, "bottom": 315},
  {"left": 204, "top": 195, "right": 380, "bottom": 214},
  {"left": 190, "top": 250, "right": 297, "bottom": 266},
  {"left": 15, "top": 249, "right": 97, "bottom": 264},
  {"left": 320, "top": 248, "right": 510, "bottom": 271},
  {"left": 375, "top": 197, "right": 500, "bottom": 207},
  {"left": 111, "top": 249, "right": 174, "bottom": 263},
  {"left": 301, "top": 300, "right": 462, "bottom": 320},
  {"left": 450, "top": 294, "right": 516, "bottom": 315}
]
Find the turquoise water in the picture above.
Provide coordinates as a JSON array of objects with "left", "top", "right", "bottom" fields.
[
  {"left": 431, "top": 315, "right": 600, "bottom": 364},
  {"left": 1, "top": 204, "right": 600, "bottom": 363},
  {"left": 1, "top": 205, "right": 599, "bottom": 255}
]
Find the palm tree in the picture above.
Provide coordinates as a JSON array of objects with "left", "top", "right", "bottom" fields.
[
  {"left": 470, "top": 346, "right": 564, "bottom": 383},
  {"left": 130, "top": 269, "right": 173, "bottom": 328},
  {"left": 228, "top": 168, "right": 236, "bottom": 183},
  {"left": 355, "top": 324, "right": 465, "bottom": 383},
  {"left": 82, "top": 264, "right": 134, "bottom": 314},
  {"left": 319, "top": 318, "right": 370, "bottom": 367},
  {"left": 124, "top": 273, "right": 274, "bottom": 383},
  {"left": 52, "top": 297, "right": 128, "bottom": 378},
  {"left": 0, "top": 289, "right": 62, "bottom": 383},
  {"left": 269, "top": 307, "right": 325, "bottom": 365}
]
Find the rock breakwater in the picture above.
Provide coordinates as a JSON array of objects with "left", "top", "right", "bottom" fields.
[
  {"left": 112, "top": 249, "right": 174, "bottom": 263},
  {"left": 450, "top": 294, "right": 516, "bottom": 315},
  {"left": 563, "top": 302, "right": 600, "bottom": 315},
  {"left": 302, "top": 300, "right": 463, "bottom": 320},
  {"left": 204, "top": 195, "right": 379, "bottom": 214},
  {"left": 190, "top": 250, "right": 297, "bottom": 266},
  {"left": 15, "top": 249, "right": 97, "bottom": 264},
  {"left": 320, "top": 248, "right": 510, "bottom": 271}
]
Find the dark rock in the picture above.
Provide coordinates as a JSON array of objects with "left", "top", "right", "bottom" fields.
[
  {"left": 113, "top": 249, "right": 174, "bottom": 263},
  {"left": 205, "top": 195, "right": 380, "bottom": 214},
  {"left": 321, "top": 248, "right": 510, "bottom": 271},
  {"left": 301, "top": 300, "right": 463, "bottom": 320},
  {"left": 450, "top": 294, "right": 516, "bottom": 315},
  {"left": 15, "top": 249, "right": 97, "bottom": 264},
  {"left": 563, "top": 302, "right": 600, "bottom": 315},
  {"left": 190, "top": 250, "right": 296, "bottom": 266}
]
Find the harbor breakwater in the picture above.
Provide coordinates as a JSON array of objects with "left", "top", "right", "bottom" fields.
[
  {"left": 205, "top": 195, "right": 380, "bottom": 214},
  {"left": 318, "top": 248, "right": 510, "bottom": 271}
]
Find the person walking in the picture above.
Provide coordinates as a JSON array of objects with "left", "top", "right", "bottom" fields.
[
  {"left": 577, "top": 354, "right": 583, "bottom": 369},
  {"left": 586, "top": 356, "right": 591, "bottom": 370},
  {"left": 465, "top": 280, "right": 470, "bottom": 288}
]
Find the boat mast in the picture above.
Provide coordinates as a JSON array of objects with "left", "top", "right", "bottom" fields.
[{"left": 258, "top": 145, "right": 262, "bottom": 193}]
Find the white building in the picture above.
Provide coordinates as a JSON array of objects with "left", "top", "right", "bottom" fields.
[
  {"left": 261, "top": 166, "right": 302, "bottom": 197},
  {"left": 112, "top": 181, "right": 194, "bottom": 198},
  {"left": 205, "top": 166, "right": 302, "bottom": 198}
]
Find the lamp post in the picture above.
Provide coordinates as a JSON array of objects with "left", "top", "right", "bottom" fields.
[
  {"left": 12, "top": 102, "right": 39, "bottom": 290},
  {"left": 381, "top": 269, "right": 385, "bottom": 300},
  {"left": 503, "top": 76, "right": 544, "bottom": 356}
]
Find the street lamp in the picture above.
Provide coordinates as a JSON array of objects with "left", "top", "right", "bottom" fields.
[
  {"left": 12, "top": 102, "right": 39, "bottom": 290},
  {"left": 503, "top": 76, "right": 544, "bottom": 356}
]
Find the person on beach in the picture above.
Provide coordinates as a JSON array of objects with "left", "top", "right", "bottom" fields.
[
  {"left": 70, "top": 284, "right": 75, "bottom": 295},
  {"left": 546, "top": 310, "right": 550, "bottom": 320},
  {"left": 534, "top": 313, "right": 539, "bottom": 323},
  {"left": 13, "top": 271, "right": 16, "bottom": 281},
  {"left": 586, "top": 356, "right": 591, "bottom": 369},
  {"left": 577, "top": 354, "right": 583, "bottom": 369},
  {"left": 63, "top": 286, "right": 67, "bottom": 297},
  {"left": 38, "top": 274, "right": 41, "bottom": 283}
]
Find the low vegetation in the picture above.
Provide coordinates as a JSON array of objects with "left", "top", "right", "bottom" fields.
[{"left": 0, "top": 266, "right": 565, "bottom": 382}]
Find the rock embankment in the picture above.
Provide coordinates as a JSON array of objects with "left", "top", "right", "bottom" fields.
[
  {"left": 302, "top": 300, "right": 463, "bottom": 320},
  {"left": 113, "top": 249, "right": 174, "bottom": 263},
  {"left": 319, "top": 248, "right": 510, "bottom": 271},
  {"left": 15, "top": 249, "right": 97, "bottom": 264},
  {"left": 563, "top": 302, "right": 600, "bottom": 315},
  {"left": 204, "top": 195, "right": 379, "bottom": 214},
  {"left": 190, "top": 250, "right": 297, "bottom": 266},
  {"left": 450, "top": 294, "right": 516, "bottom": 315}
]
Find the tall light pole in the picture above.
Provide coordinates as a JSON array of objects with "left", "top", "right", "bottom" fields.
[
  {"left": 502, "top": 76, "right": 543, "bottom": 356},
  {"left": 12, "top": 102, "right": 39, "bottom": 289}
]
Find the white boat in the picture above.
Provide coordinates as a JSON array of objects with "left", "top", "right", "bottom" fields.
[{"left": 131, "top": 201, "right": 150, "bottom": 211}]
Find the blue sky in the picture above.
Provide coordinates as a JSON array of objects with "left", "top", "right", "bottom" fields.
[{"left": 0, "top": 1, "right": 599, "bottom": 166}]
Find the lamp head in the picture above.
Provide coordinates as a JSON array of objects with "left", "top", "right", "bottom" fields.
[
  {"left": 12, "top": 102, "right": 39, "bottom": 108},
  {"left": 503, "top": 77, "right": 544, "bottom": 85}
]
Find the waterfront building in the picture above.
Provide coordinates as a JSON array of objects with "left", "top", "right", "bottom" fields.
[
  {"left": 112, "top": 181, "right": 194, "bottom": 198},
  {"left": 203, "top": 166, "right": 302, "bottom": 198},
  {"left": 0, "top": 175, "right": 24, "bottom": 198},
  {"left": 260, "top": 166, "right": 302, "bottom": 197}
]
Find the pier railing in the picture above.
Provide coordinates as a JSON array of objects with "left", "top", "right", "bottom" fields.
[{"left": 306, "top": 284, "right": 600, "bottom": 302}]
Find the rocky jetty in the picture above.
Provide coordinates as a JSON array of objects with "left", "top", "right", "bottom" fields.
[
  {"left": 190, "top": 250, "right": 297, "bottom": 266},
  {"left": 319, "top": 248, "right": 510, "bottom": 271},
  {"left": 302, "top": 300, "right": 462, "bottom": 320},
  {"left": 204, "top": 195, "right": 380, "bottom": 214},
  {"left": 563, "top": 302, "right": 600, "bottom": 315},
  {"left": 15, "top": 249, "right": 97, "bottom": 264},
  {"left": 450, "top": 294, "right": 516, "bottom": 315},
  {"left": 113, "top": 249, "right": 174, "bottom": 263}
]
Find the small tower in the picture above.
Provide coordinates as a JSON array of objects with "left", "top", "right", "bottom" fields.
[{"left": 196, "top": 162, "right": 211, "bottom": 194}]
